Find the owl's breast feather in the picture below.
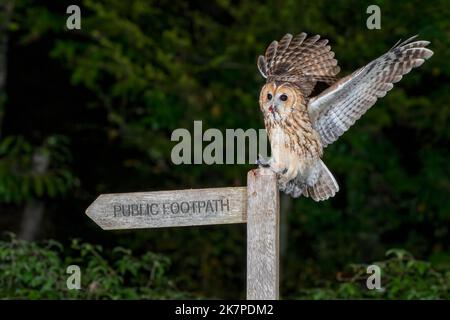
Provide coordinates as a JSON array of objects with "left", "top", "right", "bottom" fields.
[{"left": 268, "top": 122, "right": 323, "bottom": 181}]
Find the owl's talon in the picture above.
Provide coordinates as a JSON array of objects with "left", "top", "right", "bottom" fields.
[{"left": 256, "top": 154, "right": 270, "bottom": 167}]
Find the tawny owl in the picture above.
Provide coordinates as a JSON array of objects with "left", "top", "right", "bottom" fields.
[{"left": 257, "top": 33, "right": 433, "bottom": 201}]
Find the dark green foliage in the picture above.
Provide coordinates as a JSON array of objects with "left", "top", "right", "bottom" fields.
[
  {"left": 0, "top": 0, "right": 449, "bottom": 299},
  {"left": 1, "top": 234, "right": 447, "bottom": 299},
  {"left": 0, "top": 234, "right": 189, "bottom": 299},
  {"left": 0, "top": 135, "right": 77, "bottom": 203},
  {"left": 296, "top": 249, "right": 450, "bottom": 299}
]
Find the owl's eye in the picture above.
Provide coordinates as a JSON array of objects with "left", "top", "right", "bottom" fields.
[
  {"left": 267, "top": 93, "right": 272, "bottom": 100},
  {"left": 280, "top": 94, "right": 288, "bottom": 101}
]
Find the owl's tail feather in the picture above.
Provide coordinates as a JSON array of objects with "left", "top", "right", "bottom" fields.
[{"left": 304, "top": 160, "right": 339, "bottom": 201}]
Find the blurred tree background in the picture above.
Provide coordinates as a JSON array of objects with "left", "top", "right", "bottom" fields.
[{"left": 0, "top": 0, "right": 449, "bottom": 299}]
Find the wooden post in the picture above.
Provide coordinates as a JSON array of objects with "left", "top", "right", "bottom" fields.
[{"left": 246, "top": 168, "right": 280, "bottom": 300}]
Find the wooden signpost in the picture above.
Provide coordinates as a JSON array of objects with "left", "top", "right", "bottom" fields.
[{"left": 86, "top": 168, "right": 280, "bottom": 300}]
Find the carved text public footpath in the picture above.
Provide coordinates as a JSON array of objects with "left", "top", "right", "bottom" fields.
[{"left": 112, "top": 198, "right": 230, "bottom": 218}]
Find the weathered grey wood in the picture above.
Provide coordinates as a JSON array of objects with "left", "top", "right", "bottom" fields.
[
  {"left": 86, "top": 187, "right": 247, "bottom": 230},
  {"left": 246, "top": 168, "right": 280, "bottom": 300}
]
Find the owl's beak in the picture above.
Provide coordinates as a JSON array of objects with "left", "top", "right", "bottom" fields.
[{"left": 268, "top": 104, "right": 278, "bottom": 117}]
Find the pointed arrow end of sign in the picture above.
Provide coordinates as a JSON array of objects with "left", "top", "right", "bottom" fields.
[{"left": 85, "top": 194, "right": 109, "bottom": 230}]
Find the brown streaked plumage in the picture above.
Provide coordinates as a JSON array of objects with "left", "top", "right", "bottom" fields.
[{"left": 257, "top": 33, "right": 433, "bottom": 201}]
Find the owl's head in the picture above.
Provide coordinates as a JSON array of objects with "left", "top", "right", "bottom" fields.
[{"left": 259, "top": 82, "right": 301, "bottom": 122}]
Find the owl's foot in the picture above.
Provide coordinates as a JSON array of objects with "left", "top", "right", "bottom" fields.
[
  {"left": 256, "top": 156, "right": 287, "bottom": 175},
  {"left": 256, "top": 154, "right": 271, "bottom": 168}
]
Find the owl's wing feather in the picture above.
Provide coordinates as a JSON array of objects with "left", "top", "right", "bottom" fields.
[
  {"left": 258, "top": 33, "right": 340, "bottom": 96},
  {"left": 308, "top": 36, "right": 433, "bottom": 147}
]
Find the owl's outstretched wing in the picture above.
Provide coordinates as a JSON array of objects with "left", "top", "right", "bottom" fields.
[
  {"left": 308, "top": 36, "right": 433, "bottom": 147},
  {"left": 258, "top": 33, "right": 340, "bottom": 96}
]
